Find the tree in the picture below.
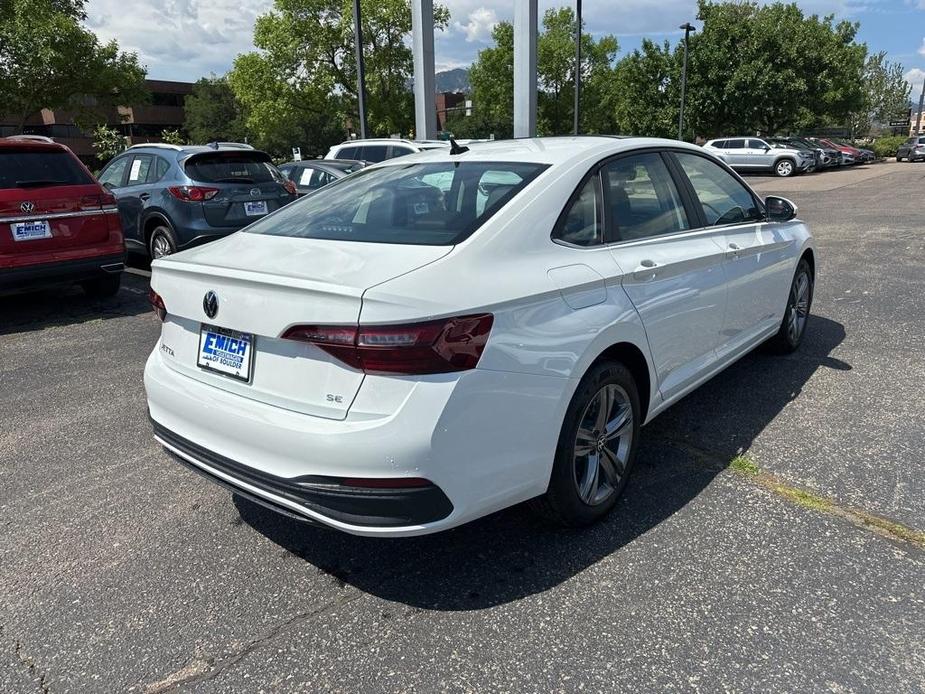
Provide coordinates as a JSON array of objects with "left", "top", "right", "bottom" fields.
[
  {"left": 91, "top": 124, "right": 126, "bottom": 161},
  {"left": 160, "top": 128, "right": 186, "bottom": 146},
  {"left": 682, "top": 1, "right": 866, "bottom": 137},
  {"left": 184, "top": 76, "right": 248, "bottom": 145},
  {"left": 608, "top": 40, "right": 680, "bottom": 138},
  {"left": 464, "top": 10, "right": 618, "bottom": 137},
  {"left": 0, "top": 0, "right": 147, "bottom": 132},
  {"left": 228, "top": 0, "right": 449, "bottom": 157},
  {"left": 848, "top": 52, "right": 911, "bottom": 137}
]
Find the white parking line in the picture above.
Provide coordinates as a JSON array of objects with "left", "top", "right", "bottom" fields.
[{"left": 126, "top": 267, "right": 152, "bottom": 278}]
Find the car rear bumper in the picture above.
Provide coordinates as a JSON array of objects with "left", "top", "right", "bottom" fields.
[
  {"left": 0, "top": 251, "right": 124, "bottom": 293},
  {"left": 143, "top": 343, "right": 566, "bottom": 536}
]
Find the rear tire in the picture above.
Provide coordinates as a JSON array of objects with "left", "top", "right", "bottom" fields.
[
  {"left": 767, "top": 258, "right": 813, "bottom": 354},
  {"left": 81, "top": 274, "right": 122, "bottom": 299},
  {"left": 531, "top": 361, "right": 641, "bottom": 527},
  {"left": 148, "top": 224, "right": 178, "bottom": 259}
]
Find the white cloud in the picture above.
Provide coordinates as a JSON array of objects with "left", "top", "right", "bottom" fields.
[
  {"left": 919, "top": 38, "right": 925, "bottom": 57},
  {"left": 906, "top": 68, "right": 925, "bottom": 98},
  {"left": 454, "top": 7, "right": 497, "bottom": 43}
]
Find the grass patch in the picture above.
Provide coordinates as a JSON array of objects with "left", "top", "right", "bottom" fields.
[
  {"left": 770, "top": 484, "right": 834, "bottom": 514},
  {"left": 729, "top": 454, "right": 760, "bottom": 476}
]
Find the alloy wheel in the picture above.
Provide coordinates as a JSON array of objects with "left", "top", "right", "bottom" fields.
[
  {"left": 788, "top": 270, "right": 810, "bottom": 343},
  {"left": 151, "top": 233, "right": 173, "bottom": 259},
  {"left": 777, "top": 160, "right": 793, "bottom": 177},
  {"left": 572, "top": 384, "right": 633, "bottom": 506}
]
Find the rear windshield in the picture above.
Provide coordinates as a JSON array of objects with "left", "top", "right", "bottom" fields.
[
  {"left": 246, "top": 161, "right": 548, "bottom": 246},
  {"left": 0, "top": 149, "right": 92, "bottom": 189},
  {"left": 184, "top": 153, "right": 280, "bottom": 184}
]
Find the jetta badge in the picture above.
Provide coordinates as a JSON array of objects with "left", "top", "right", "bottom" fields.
[
  {"left": 203, "top": 291, "right": 219, "bottom": 319},
  {"left": 20, "top": 201, "right": 35, "bottom": 214}
]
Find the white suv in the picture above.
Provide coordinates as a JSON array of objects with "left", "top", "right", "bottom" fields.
[
  {"left": 704, "top": 137, "right": 813, "bottom": 177},
  {"left": 325, "top": 138, "right": 448, "bottom": 164}
]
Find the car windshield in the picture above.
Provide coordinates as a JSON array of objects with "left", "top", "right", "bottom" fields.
[
  {"left": 185, "top": 152, "right": 280, "bottom": 184},
  {"left": 246, "top": 161, "right": 548, "bottom": 246},
  {"left": 0, "top": 149, "right": 92, "bottom": 189}
]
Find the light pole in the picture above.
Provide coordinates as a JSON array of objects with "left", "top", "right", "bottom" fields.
[
  {"left": 915, "top": 76, "right": 925, "bottom": 136},
  {"left": 677, "top": 22, "right": 695, "bottom": 141},
  {"left": 352, "top": 0, "right": 368, "bottom": 139},
  {"left": 573, "top": 0, "right": 582, "bottom": 135}
]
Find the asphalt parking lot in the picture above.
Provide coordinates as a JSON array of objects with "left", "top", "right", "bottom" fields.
[{"left": 1, "top": 162, "right": 923, "bottom": 693}]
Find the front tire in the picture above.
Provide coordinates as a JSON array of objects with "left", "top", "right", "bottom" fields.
[
  {"left": 767, "top": 258, "right": 813, "bottom": 353},
  {"left": 775, "top": 158, "right": 796, "bottom": 177},
  {"left": 531, "top": 361, "right": 641, "bottom": 527}
]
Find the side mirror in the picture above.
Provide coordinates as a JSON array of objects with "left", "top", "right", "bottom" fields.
[
  {"left": 763, "top": 145, "right": 771, "bottom": 152},
  {"left": 765, "top": 196, "right": 797, "bottom": 222}
]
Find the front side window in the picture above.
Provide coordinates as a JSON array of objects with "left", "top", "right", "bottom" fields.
[
  {"left": 603, "top": 153, "right": 689, "bottom": 241},
  {"left": 335, "top": 146, "right": 358, "bottom": 160},
  {"left": 725, "top": 139, "right": 746, "bottom": 150},
  {"left": 246, "top": 161, "right": 548, "bottom": 246},
  {"left": 748, "top": 139, "right": 768, "bottom": 150},
  {"left": 98, "top": 156, "right": 129, "bottom": 188},
  {"left": 553, "top": 175, "right": 602, "bottom": 247},
  {"left": 674, "top": 152, "right": 763, "bottom": 226}
]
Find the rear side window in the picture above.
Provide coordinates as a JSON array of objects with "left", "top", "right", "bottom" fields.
[
  {"left": 0, "top": 149, "right": 92, "bottom": 189},
  {"left": 335, "top": 146, "right": 358, "bottom": 160},
  {"left": 246, "top": 161, "right": 548, "bottom": 246},
  {"left": 300, "top": 168, "right": 336, "bottom": 189},
  {"left": 357, "top": 145, "right": 389, "bottom": 163},
  {"left": 711, "top": 140, "right": 727, "bottom": 149},
  {"left": 154, "top": 156, "right": 170, "bottom": 181},
  {"left": 388, "top": 145, "right": 414, "bottom": 159},
  {"left": 674, "top": 152, "right": 763, "bottom": 226},
  {"left": 725, "top": 139, "right": 746, "bottom": 150},
  {"left": 553, "top": 176, "right": 602, "bottom": 247},
  {"left": 185, "top": 153, "right": 278, "bottom": 184},
  {"left": 603, "top": 153, "right": 689, "bottom": 241}
]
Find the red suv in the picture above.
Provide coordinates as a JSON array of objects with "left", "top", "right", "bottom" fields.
[{"left": 0, "top": 136, "right": 125, "bottom": 296}]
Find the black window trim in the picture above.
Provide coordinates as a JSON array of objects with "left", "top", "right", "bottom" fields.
[
  {"left": 124, "top": 153, "right": 155, "bottom": 187},
  {"left": 550, "top": 146, "right": 769, "bottom": 252}
]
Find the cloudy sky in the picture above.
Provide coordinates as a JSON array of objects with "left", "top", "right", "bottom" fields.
[{"left": 85, "top": 0, "right": 925, "bottom": 97}]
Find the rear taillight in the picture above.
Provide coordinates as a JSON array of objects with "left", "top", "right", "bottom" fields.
[
  {"left": 100, "top": 192, "right": 117, "bottom": 206},
  {"left": 167, "top": 185, "right": 219, "bottom": 202},
  {"left": 281, "top": 314, "right": 494, "bottom": 375},
  {"left": 283, "top": 179, "right": 297, "bottom": 195},
  {"left": 149, "top": 288, "right": 167, "bottom": 321}
]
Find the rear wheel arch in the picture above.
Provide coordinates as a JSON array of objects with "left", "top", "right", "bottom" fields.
[
  {"left": 590, "top": 341, "right": 652, "bottom": 422},
  {"left": 143, "top": 213, "right": 174, "bottom": 246}
]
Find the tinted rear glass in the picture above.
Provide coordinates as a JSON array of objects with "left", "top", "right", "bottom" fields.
[
  {"left": 246, "top": 161, "right": 548, "bottom": 246},
  {"left": 184, "top": 153, "right": 279, "bottom": 184},
  {"left": 0, "top": 149, "right": 92, "bottom": 188}
]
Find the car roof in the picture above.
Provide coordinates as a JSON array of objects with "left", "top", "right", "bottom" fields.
[
  {"left": 368, "top": 136, "right": 705, "bottom": 168},
  {"left": 0, "top": 136, "right": 69, "bottom": 152},
  {"left": 332, "top": 138, "right": 449, "bottom": 148}
]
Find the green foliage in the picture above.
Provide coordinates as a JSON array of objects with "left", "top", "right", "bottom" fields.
[
  {"left": 847, "top": 52, "right": 911, "bottom": 137},
  {"left": 608, "top": 39, "right": 680, "bottom": 138},
  {"left": 870, "top": 135, "right": 906, "bottom": 158},
  {"left": 465, "top": 10, "right": 618, "bottom": 137},
  {"left": 160, "top": 129, "right": 186, "bottom": 146},
  {"left": 91, "top": 124, "right": 126, "bottom": 160},
  {"left": 0, "top": 0, "right": 147, "bottom": 132},
  {"left": 228, "top": 0, "right": 448, "bottom": 157},
  {"left": 184, "top": 76, "right": 248, "bottom": 145}
]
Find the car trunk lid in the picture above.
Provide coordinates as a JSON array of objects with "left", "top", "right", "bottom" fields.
[{"left": 151, "top": 232, "right": 452, "bottom": 419}]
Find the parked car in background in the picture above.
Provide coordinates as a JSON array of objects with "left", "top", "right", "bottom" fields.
[
  {"left": 896, "top": 136, "right": 925, "bottom": 162},
  {"left": 0, "top": 135, "right": 124, "bottom": 296},
  {"left": 145, "top": 136, "right": 816, "bottom": 536},
  {"left": 767, "top": 137, "right": 837, "bottom": 168},
  {"left": 278, "top": 159, "right": 366, "bottom": 197},
  {"left": 766, "top": 138, "right": 818, "bottom": 172},
  {"left": 325, "top": 138, "right": 449, "bottom": 163},
  {"left": 810, "top": 138, "right": 859, "bottom": 165},
  {"left": 703, "top": 137, "right": 814, "bottom": 176},
  {"left": 98, "top": 143, "right": 296, "bottom": 259}
]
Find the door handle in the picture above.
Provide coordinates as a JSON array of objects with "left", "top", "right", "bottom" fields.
[
  {"left": 632, "top": 259, "right": 660, "bottom": 281},
  {"left": 725, "top": 243, "right": 741, "bottom": 259},
  {"left": 139, "top": 193, "right": 150, "bottom": 202}
]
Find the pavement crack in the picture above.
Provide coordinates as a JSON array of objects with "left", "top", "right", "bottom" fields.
[
  {"left": 661, "top": 437, "right": 925, "bottom": 551},
  {"left": 10, "top": 633, "right": 51, "bottom": 694},
  {"left": 142, "top": 593, "right": 364, "bottom": 692}
]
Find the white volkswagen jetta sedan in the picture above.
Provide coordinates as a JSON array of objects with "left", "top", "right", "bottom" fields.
[{"left": 144, "top": 136, "right": 816, "bottom": 537}]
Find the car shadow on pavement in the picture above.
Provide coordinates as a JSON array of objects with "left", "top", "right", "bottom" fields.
[
  {"left": 235, "top": 315, "right": 848, "bottom": 612},
  {"left": 0, "top": 272, "right": 151, "bottom": 336}
]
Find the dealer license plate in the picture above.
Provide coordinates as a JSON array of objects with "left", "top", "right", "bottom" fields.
[{"left": 197, "top": 324, "right": 254, "bottom": 382}]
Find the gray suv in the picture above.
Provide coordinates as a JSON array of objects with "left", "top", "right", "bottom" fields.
[
  {"left": 896, "top": 136, "right": 925, "bottom": 162},
  {"left": 97, "top": 143, "right": 296, "bottom": 258},
  {"left": 703, "top": 137, "right": 814, "bottom": 177}
]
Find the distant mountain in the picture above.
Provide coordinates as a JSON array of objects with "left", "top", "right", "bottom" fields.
[{"left": 435, "top": 68, "right": 470, "bottom": 94}]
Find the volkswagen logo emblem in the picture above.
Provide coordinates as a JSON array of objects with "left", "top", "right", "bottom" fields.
[
  {"left": 203, "top": 291, "right": 219, "bottom": 319},
  {"left": 20, "top": 201, "right": 35, "bottom": 214},
  {"left": 249, "top": 188, "right": 260, "bottom": 197}
]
